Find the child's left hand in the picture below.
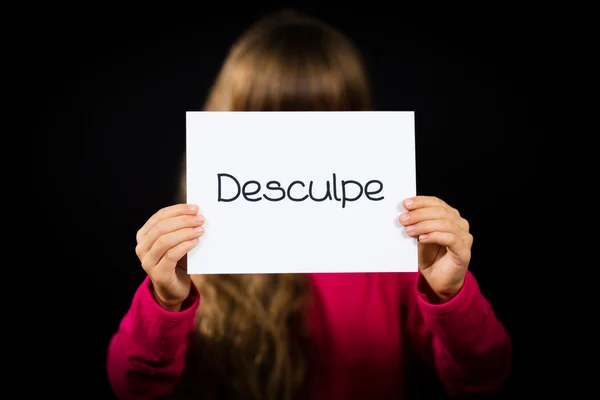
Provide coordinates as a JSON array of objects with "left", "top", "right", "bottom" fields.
[{"left": 399, "top": 196, "right": 473, "bottom": 302}]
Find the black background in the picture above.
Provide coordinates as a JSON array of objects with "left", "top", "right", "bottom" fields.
[{"left": 23, "top": 3, "right": 566, "bottom": 399}]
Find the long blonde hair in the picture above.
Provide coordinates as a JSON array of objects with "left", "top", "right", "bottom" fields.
[{"left": 178, "top": 10, "right": 372, "bottom": 400}]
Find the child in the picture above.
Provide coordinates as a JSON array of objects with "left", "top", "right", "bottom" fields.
[{"left": 107, "top": 10, "right": 511, "bottom": 400}]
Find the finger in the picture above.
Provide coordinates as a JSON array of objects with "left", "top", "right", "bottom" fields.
[
  {"left": 399, "top": 206, "right": 469, "bottom": 231},
  {"left": 138, "top": 213, "right": 205, "bottom": 255},
  {"left": 153, "top": 238, "right": 200, "bottom": 280},
  {"left": 400, "top": 206, "right": 449, "bottom": 225},
  {"left": 418, "top": 231, "right": 470, "bottom": 261},
  {"left": 137, "top": 204, "right": 199, "bottom": 242},
  {"left": 403, "top": 196, "right": 460, "bottom": 216},
  {"left": 140, "top": 227, "right": 204, "bottom": 273},
  {"left": 403, "top": 196, "right": 445, "bottom": 210},
  {"left": 404, "top": 218, "right": 470, "bottom": 242}
]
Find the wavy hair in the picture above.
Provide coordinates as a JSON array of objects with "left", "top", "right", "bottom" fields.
[{"left": 177, "top": 10, "right": 372, "bottom": 400}]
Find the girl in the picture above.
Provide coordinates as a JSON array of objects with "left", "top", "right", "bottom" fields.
[{"left": 107, "top": 10, "right": 511, "bottom": 400}]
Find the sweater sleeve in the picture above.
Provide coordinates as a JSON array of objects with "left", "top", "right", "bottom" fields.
[
  {"left": 106, "top": 277, "right": 200, "bottom": 400},
  {"left": 404, "top": 271, "right": 512, "bottom": 397}
]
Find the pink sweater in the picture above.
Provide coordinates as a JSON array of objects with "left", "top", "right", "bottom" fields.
[{"left": 107, "top": 271, "right": 511, "bottom": 399}]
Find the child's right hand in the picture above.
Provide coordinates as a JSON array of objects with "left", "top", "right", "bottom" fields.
[{"left": 135, "top": 204, "right": 205, "bottom": 311}]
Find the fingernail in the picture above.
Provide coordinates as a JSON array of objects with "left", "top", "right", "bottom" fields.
[
  {"left": 189, "top": 204, "right": 198, "bottom": 212},
  {"left": 404, "top": 199, "right": 414, "bottom": 206},
  {"left": 419, "top": 234, "right": 428, "bottom": 240},
  {"left": 195, "top": 226, "right": 204, "bottom": 234},
  {"left": 400, "top": 213, "right": 410, "bottom": 222},
  {"left": 196, "top": 214, "right": 205, "bottom": 222},
  {"left": 406, "top": 225, "right": 415, "bottom": 232}
]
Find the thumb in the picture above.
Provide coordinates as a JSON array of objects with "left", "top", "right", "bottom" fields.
[
  {"left": 176, "top": 255, "right": 188, "bottom": 270},
  {"left": 418, "top": 241, "right": 439, "bottom": 269}
]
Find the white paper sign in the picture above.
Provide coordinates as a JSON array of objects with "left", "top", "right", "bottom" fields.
[{"left": 186, "top": 111, "right": 417, "bottom": 274}]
